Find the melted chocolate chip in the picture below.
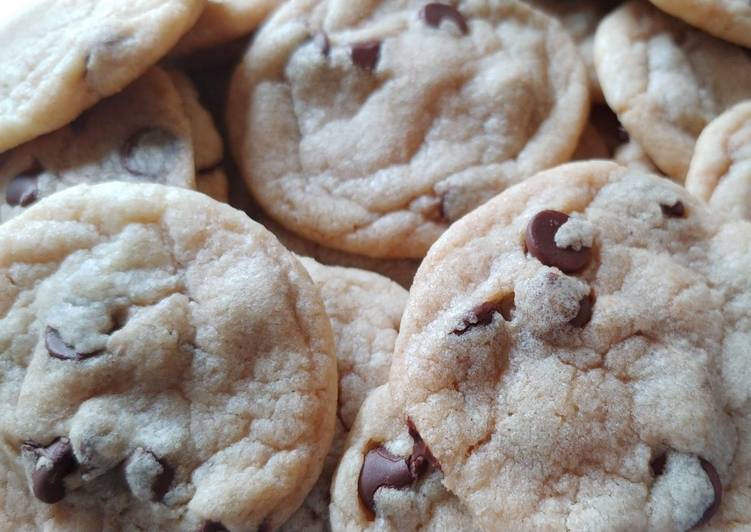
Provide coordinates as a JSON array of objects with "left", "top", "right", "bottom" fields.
[
  {"left": 569, "top": 293, "right": 594, "bottom": 328},
  {"left": 358, "top": 446, "right": 413, "bottom": 515},
  {"left": 314, "top": 32, "right": 330, "bottom": 56},
  {"left": 45, "top": 327, "right": 102, "bottom": 361},
  {"left": 6, "top": 171, "right": 39, "bottom": 207},
  {"left": 197, "top": 521, "right": 228, "bottom": 532},
  {"left": 22, "top": 438, "right": 78, "bottom": 504},
  {"left": 420, "top": 3, "right": 469, "bottom": 34},
  {"left": 525, "top": 210, "right": 592, "bottom": 274},
  {"left": 452, "top": 301, "right": 501, "bottom": 336},
  {"left": 693, "top": 458, "right": 722, "bottom": 529},
  {"left": 120, "top": 127, "right": 179, "bottom": 177},
  {"left": 407, "top": 418, "right": 441, "bottom": 474},
  {"left": 650, "top": 452, "right": 667, "bottom": 477},
  {"left": 661, "top": 201, "right": 685, "bottom": 218},
  {"left": 351, "top": 41, "right": 381, "bottom": 71}
]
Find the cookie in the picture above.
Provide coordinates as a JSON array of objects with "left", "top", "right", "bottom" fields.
[
  {"left": 280, "top": 259, "right": 408, "bottom": 531},
  {"left": 390, "top": 160, "right": 750, "bottom": 530},
  {"left": 0, "top": 182, "right": 338, "bottom": 531},
  {"left": 594, "top": 1, "right": 751, "bottom": 181},
  {"left": 647, "top": 0, "right": 751, "bottom": 49},
  {"left": 685, "top": 101, "right": 751, "bottom": 222},
  {"left": 168, "top": 70, "right": 230, "bottom": 202},
  {"left": 228, "top": 0, "right": 589, "bottom": 259},
  {"left": 0, "top": 68, "right": 195, "bottom": 222},
  {"left": 329, "top": 384, "right": 479, "bottom": 532},
  {"left": 0, "top": 0, "right": 206, "bottom": 152},
  {"left": 525, "top": 0, "right": 619, "bottom": 104},
  {"left": 172, "top": 0, "right": 282, "bottom": 56},
  {"left": 614, "top": 140, "right": 659, "bottom": 174}
]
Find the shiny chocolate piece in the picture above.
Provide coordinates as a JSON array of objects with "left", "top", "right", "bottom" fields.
[
  {"left": 351, "top": 41, "right": 381, "bottom": 71},
  {"left": 693, "top": 458, "right": 722, "bottom": 529},
  {"left": 358, "top": 446, "right": 413, "bottom": 515},
  {"left": 22, "top": 438, "right": 78, "bottom": 504},
  {"left": 45, "top": 327, "right": 102, "bottom": 361},
  {"left": 420, "top": 3, "right": 469, "bottom": 34},
  {"left": 525, "top": 210, "right": 592, "bottom": 273},
  {"left": 661, "top": 200, "right": 686, "bottom": 218},
  {"left": 569, "top": 293, "right": 594, "bottom": 328}
]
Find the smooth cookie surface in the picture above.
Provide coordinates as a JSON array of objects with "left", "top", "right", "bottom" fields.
[
  {"left": 390, "top": 161, "right": 751, "bottom": 530},
  {"left": 0, "top": 182, "right": 338, "bottom": 531},
  {"left": 0, "top": 0, "right": 206, "bottom": 152},
  {"left": 228, "top": 0, "right": 588, "bottom": 258}
]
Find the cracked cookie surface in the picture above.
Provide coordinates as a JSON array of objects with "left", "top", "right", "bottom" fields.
[
  {"left": 0, "top": 182, "right": 338, "bottom": 531},
  {"left": 280, "top": 259, "right": 408, "bottom": 531},
  {"left": 0, "top": 0, "right": 206, "bottom": 152},
  {"left": 390, "top": 161, "right": 751, "bottom": 530},
  {"left": 0, "top": 68, "right": 195, "bottom": 222},
  {"left": 330, "top": 384, "right": 479, "bottom": 532},
  {"left": 594, "top": 0, "right": 751, "bottom": 181},
  {"left": 228, "top": 0, "right": 588, "bottom": 259},
  {"left": 686, "top": 101, "right": 751, "bottom": 222},
  {"left": 647, "top": 0, "right": 751, "bottom": 48}
]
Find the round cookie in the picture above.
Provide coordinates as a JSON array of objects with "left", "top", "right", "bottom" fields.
[
  {"left": 524, "top": 0, "right": 619, "bottom": 103},
  {"left": 685, "top": 100, "right": 751, "bottom": 222},
  {"left": 390, "top": 161, "right": 751, "bottom": 530},
  {"left": 614, "top": 140, "right": 659, "bottom": 174},
  {"left": 168, "top": 70, "right": 231, "bottom": 202},
  {"left": 280, "top": 258, "right": 408, "bottom": 531},
  {"left": 0, "top": 182, "right": 338, "bottom": 531},
  {"left": 0, "top": 0, "right": 206, "bottom": 152},
  {"left": 329, "top": 384, "right": 479, "bottom": 532},
  {"left": 228, "top": 0, "right": 589, "bottom": 259},
  {"left": 647, "top": 0, "right": 751, "bottom": 49},
  {"left": 172, "top": 0, "right": 282, "bottom": 56},
  {"left": 594, "top": 0, "right": 751, "bottom": 181},
  {"left": 0, "top": 68, "right": 195, "bottom": 222}
]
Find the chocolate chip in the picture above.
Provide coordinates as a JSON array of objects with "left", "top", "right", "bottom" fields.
[
  {"left": 569, "top": 293, "right": 594, "bottom": 328},
  {"left": 420, "top": 3, "right": 469, "bottom": 34},
  {"left": 661, "top": 201, "right": 685, "bottom": 218},
  {"left": 525, "top": 210, "right": 592, "bottom": 273},
  {"left": 693, "top": 458, "right": 722, "bottom": 529},
  {"left": 149, "top": 453, "right": 174, "bottom": 502},
  {"left": 45, "top": 327, "right": 102, "bottom": 361},
  {"left": 314, "top": 32, "right": 330, "bottom": 56},
  {"left": 351, "top": 41, "right": 381, "bottom": 71},
  {"left": 650, "top": 452, "right": 667, "bottom": 477},
  {"left": 407, "top": 418, "right": 441, "bottom": 474},
  {"left": 452, "top": 301, "right": 500, "bottom": 336},
  {"left": 6, "top": 171, "right": 39, "bottom": 207},
  {"left": 21, "top": 438, "right": 78, "bottom": 504},
  {"left": 197, "top": 521, "right": 228, "bottom": 532},
  {"left": 358, "top": 446, "right": 413, "bottom": 515},
  {"left": 120, "top": 127, "right": 179, "bottom": 177}
]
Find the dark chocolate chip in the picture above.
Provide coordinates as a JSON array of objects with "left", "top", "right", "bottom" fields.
[
  {"left": 150, "top": 453, "right": 174, "bottom": 502},
  {"left": 351, "top": 41, "right": 381, "bottom": 71},
  {"left": 197, "top": 521, "right": 229, "bottom": 532},
  {"left": 358, "top": 446, "right": 413, "bottom": 515},
  {"left": 569, "top": 293, "right": 594, "bottom": 328},
  {"left": 692, "top": 458, "right": 722, "bottom": 529},
  {"left": 22, "top": 438, "right": 78, "bottom": 504},
  {"left": 6, "top": 171, "right": 39, "bottom": 207},
  {"left": 420, "top": 3, "right": 469, "bottom": 34},
  {"left": 660, "top": 201, "right": 685, "bottom": 218},
  {"left": 525, "top": 210, "right": 592, "bottom": 273},
  {"left": 407, "top": 418, "right": 442, "bottom": 474},
  {"left": 120, "top": 127, "right": 179, "bottom": 177},
  {"left": 452, "top": 301, "right": 501, "bottom": 336},
  {"left": 650, "top": 452, "right": 667, "bottom": 477},
  {"left": 314, "top": 32, "right": 330, "bottom": 56},
  {"left": 45, "top": 327, "right": 102, "bottom": 361}
]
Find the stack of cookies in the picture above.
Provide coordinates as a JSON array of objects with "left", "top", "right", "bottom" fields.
[{"left": 0, "top": 1, "right": 749, "bottom": 531}]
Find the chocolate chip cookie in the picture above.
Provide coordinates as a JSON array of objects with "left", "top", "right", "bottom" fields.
[
  {"left": 172, "top": 0, "right": 281, "bottom": 56},
  {"left": 0, "top": 68, "right": 195, "bottom": 222},
  {"left": 228, "top": 0, "right": 589, "bottom": 259},
  {"left": 686, "top": 100, "right": 751, "bottom": 222},
  {"left": 330, "top": 384, "right": 479, "bottom": 532},
  {"left": 595, "top": 1, "right": 751, "bottom": 181},
  {"left": 0, "top": 182, "right": 338, "bottom": 531},
  {"left": 0, "top": 0, "right": 206, "bottom": 152},
  {"left": 647, "top": 0, "right": 751, "bottom": 48},
  {"left": 390, "top": 161, "right": 750, "bottom": 530},
  {"left": 281, "top": 259, "right": 408, "bottom": 531}
]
